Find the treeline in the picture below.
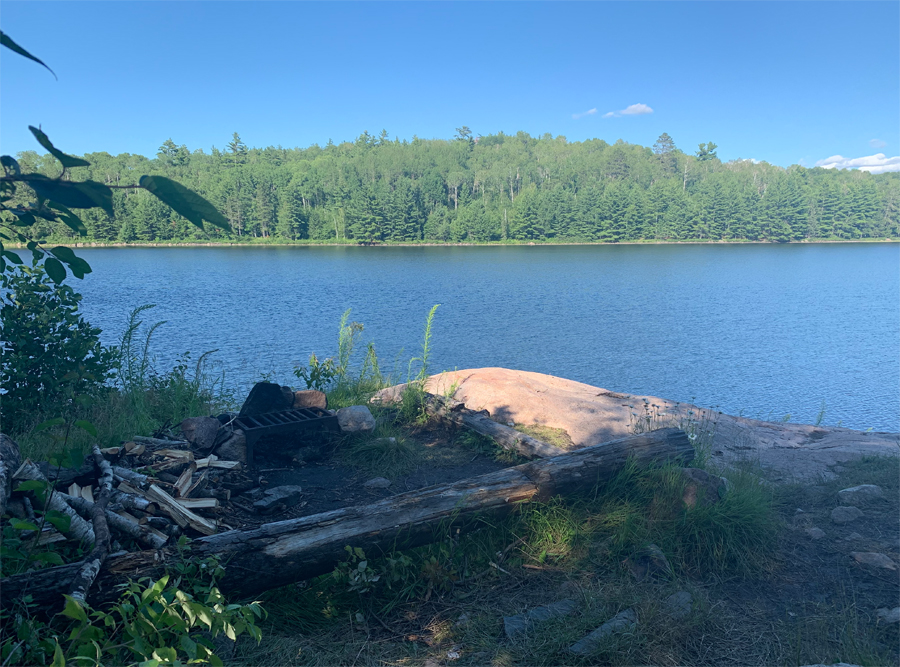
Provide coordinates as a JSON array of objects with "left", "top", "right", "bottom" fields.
[{"left": 9, "top": 129, "right": 900, "bottom": 243}]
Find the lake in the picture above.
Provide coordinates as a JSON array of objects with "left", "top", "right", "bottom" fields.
[{"left": 71, "top": 243, "right": 899, "bottom": 432}]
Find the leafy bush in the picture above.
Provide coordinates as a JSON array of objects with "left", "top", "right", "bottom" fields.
[{"left": 0, "top": 264, "right": 117, "bottom": 434}]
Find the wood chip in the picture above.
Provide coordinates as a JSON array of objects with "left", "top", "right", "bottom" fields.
[
  {"left": 155, "top": 449, "right": 194, "bottom": 461},
  {"left": 174, "top": 463, "right": 197, "bottom": 498},
  {"left": 81, "top": 485, "right": 94, "bottom": 503},
  {"left": 100, "top": 447, "right": 121, "bottom": 456},
  {"left": 175, "top": 497, "right": 219, "bottom": 510}
]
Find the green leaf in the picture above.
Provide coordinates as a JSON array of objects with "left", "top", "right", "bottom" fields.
[
  {"left": 0, "top": 32, "right": 56, "bottom": 79},
  {"left": 151, "top": 647, "right": 177, "bottom": 663},
  {"left": 33, "top": 416, "right": 66, "bottom": 432},
  {"left": 51, "top": 207, "right": 89, "bottom": 236},
  {"left": 29, "top": 126, "right": 90, "bottom": 169},
  {"left": 73, "top": 420, "right": 97, "bottom": 437},
  {"left": 10, "top": 520, "right": 39, "bottom": 531},
  {"left": 44, "top": 257, "right": 66, "bottom": 283},
  {"left": 2, "top": 250, "right": 22, "bottom": 265},
  {"left": 61, "top": 595, "right": 90, "bottom": 623},
  {"left": 139, "top": 175, "right": 231, "bottom": 231},
  {"left": 45, "top": 511, "right": 71, "bottom": 534},
  {"left": 1, "top": 155, "right": 21, "bottom": 175},
  {"left": 138, "top": 660, "right": 160, "bottom": 667},
  {"left": 50, "top": 246, "right": 92, "bottom": 277},
  {"left": 50, "top": 640, "right": 65, "bottom": 667},
  {"left": 141, "top": 575, "right": 169, "bottom": 603},
  {"left": 24, "top": 176, "right": 112, "bottom": 215},
  {"left": 31, "top": 551, "right": 65, "bottom": 566},
  {"left": 14, "top": 480, "right": 47, "bottom": 494}
]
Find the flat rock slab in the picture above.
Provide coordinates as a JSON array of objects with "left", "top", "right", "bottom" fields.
[
  {"left": 850, "top": 552, "right": 898, "bottom": 570},
  {"left": 253, "top": 485, "right": 304, "bottom": 513},
  {"left": 375, "top": 368, "right": 899, "bottom": 481},
  {"left": 503, "top": 598, "right": 578, "bottom": 638},
  {"left": 336, "top": 406, "right": 376, "bottom": 433},
  {"left": 363, "top": 477, "right": 391, "bottom": 489},
  {"left": 831, "top": 506, "right": 864, "bottom": 524},
  {"left": 838, "top": 485, "right": 884, "bottom": 504},
  {"left": 805, "top": 527, "right": 826, "bottom": 540},
  {"left": 569, "top": 608, "right": 637, "bottom": 655}
]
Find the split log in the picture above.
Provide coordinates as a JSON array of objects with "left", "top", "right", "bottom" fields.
[
  {"left": 13, "top": 460, "right": 95, "bottom": 547},
  {"left": 132, "top": 436, "right": 189, "bottom": 449},
  {"left": 144, "top": 484, "right": 217, "bottom": 535},
  {"left": 0, "top": 429, "right": 691, "bottom": 610},
  {"left": 419, "top": 393, "right": 566, "bottom": 459},
  {"left": 0, "top": 434, "right": 22, "bottom": 518}
]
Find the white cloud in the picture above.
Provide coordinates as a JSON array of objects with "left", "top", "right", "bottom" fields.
[
  {"left": 572, "top": 108, "right": 597, "bottom": 120},
  {"left": 620, "top": 103, "right": 654, "bottom": 115},
  {"left": 869, "top": 138, "right": 887, "bottom": 149},
  {"left": 602, "top": 103, "right": 653, "bottom": 118},
  {"left": 814, "top": 153, "right": 900, "bottom": 175}
]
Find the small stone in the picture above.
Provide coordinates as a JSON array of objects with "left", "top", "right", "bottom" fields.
[
  {"left": 179, "top": 416, "right": 221, "bottom": 451},
  {"left": 252, "top": 485, "right": 304, "bottom": 513},
  {"left": 844, "top": 532, "right": 863, "bottom": 541},
  {"left": 830, "top": 506, "right": 864, "bottom": 524},
  {"left": 293, "top": 390, "right": 327, "bottom": 410},
  {"left": 799, "top": 663, "right": 862, "bottom": 667},
  {"left": 837, "top": 484, "right": 884, "bottom": 504},
  {"left": 215, "top": 429, "right": 247, "bottom": 464},
  {"left": 681, "top": 468, "right": 729, "bottom": 508},
  {"left": 625, "top": 543, "right": 672, "bottom": 581},
  {"left": 568, "top": 608, "right": 637, "bottom": 655},
  {"left": 363, "top": 477, "right": 392, "bottom": 489},
  {"left": 876, "top": 607, "right": 900, "bottom": 624},
  {"left": 663, "top": 591, "right": 692, "bottom": 619},
  {"left": 850, "top": 552, "right": 897, "bottom": 570},
  {"left": 504, "top": 599, "right": 578, "bottom": 638},
  {"left": 806, "top": 527, "right": 826, "bottom": 540},
  {"left": 336, "top": 406, "right": 376, "bottom": 433}
]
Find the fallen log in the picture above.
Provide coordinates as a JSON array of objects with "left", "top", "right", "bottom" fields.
[
  {"left": 0, "top": 428, "right": 691, "bottom": 610},
  {"left": 13, "top": 460, "right": 95, "bottom": 547}
]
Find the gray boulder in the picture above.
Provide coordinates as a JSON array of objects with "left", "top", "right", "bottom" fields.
[
  {"left": 663, "top": 591, "right": 693, "bottom": 619},
  {"left": 336, "top": 406, "right": 376, "bottom": 433},
  {"left": 503, "top": 598, "right": 578, "bottom": 638},
  {"left": 805, "top": 527, "right": 826, "bottom": 540},
  {"left": 837, "top": 484, "right": 884, "bottom": 504},
  {"left": 830, "top": 506, "right": 864, "bottom": 524},
  {"left": 216, "top": 429, "right": 247, "bottom": 464},
  {"left": 849, "top": 552, "right": 897, "bottom": 570},
  {"left": 569, "top": 608, "right": 637, "bottom": 655},
  {"left": 363, "top": 477, "right": 392, "bottom": 489},
  {"left": 179, "top": 417, "right": 221, "bottom": 451}
]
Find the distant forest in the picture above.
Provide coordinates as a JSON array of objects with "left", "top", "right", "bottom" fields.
[{"left": 10, "top": 129, "right": 900, "bottom": 243}]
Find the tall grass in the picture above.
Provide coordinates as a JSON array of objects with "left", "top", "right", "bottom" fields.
[{"left": 16, "top": 305, "right": 230, "bottom": 460}]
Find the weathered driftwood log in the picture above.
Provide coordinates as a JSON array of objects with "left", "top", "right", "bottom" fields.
[
  {"left": 380, "top": 390, "right": 567, "bottom": 459},
  {"left": 0, "top": 429, "right": 691, "bottom": 611},
  {"left": 0, "top": 434, "right": 22, "bottom": 518}
]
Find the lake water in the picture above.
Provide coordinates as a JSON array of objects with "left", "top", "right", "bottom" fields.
[{"left": 71, "top": 243, "right": 899, "bottom": 432}]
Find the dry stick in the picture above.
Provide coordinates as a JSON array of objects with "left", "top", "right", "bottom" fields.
[
  {"left": 0, "top": 434, "right": 22, "bottom": 518},
  {"left": 69, "top": 446, "right": 115, "bottom": 603},
  {"left": 61, "top": 494, "right": 168, "bottom": 550},
  {"left": 13, "top": 460, "right": 95, "bottom": 547}
]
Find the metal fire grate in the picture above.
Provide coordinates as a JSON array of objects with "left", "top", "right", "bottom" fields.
[{"left": 232, "top": 407, "right": 340, "bottom": 466}]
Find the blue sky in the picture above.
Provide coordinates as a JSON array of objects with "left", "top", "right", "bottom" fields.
[{"left": 1, "top": 1, "right": 898, "bottom": 171}]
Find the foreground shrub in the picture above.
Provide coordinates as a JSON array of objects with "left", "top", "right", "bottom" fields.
[{"left": 0, "top": 264, "right": 117, "bottom": 434}]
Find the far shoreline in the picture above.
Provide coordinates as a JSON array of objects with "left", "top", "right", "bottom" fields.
[{"left": 9, "top": 238, "right": 899, "bottom": 249}]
